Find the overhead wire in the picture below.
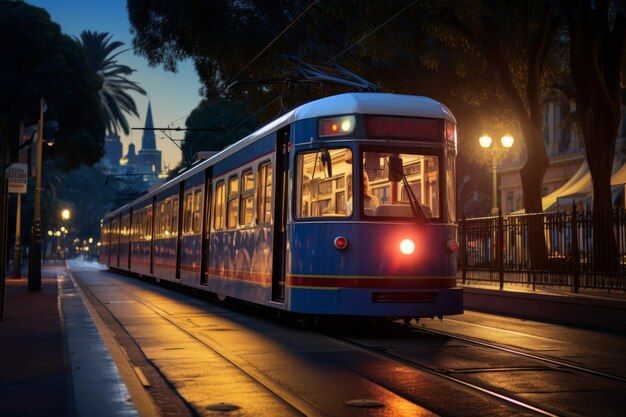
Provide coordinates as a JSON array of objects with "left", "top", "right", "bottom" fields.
[
  {"left": 229, "top": 0, "right": 320, "bottom": 85},
  {"left": 328, "top": 0, "right": 418, "bottom": 63},
  {"left": 165, "top": 1, "right": 318, "bottom": 138}
]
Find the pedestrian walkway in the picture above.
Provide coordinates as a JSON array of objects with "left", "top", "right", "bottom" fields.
[
  {"left": 0, "top": 263, "right": 139, "bottom": 417},
  {"left": 0, "top": 266, "right": 68, "bottom": 417},
  {"left": 460, "top": 280, "right": 626, "bottom": 333}
]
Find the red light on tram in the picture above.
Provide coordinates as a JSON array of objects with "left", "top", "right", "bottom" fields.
[
  {"left": 446, "top": 238, "right": 459, "bottom": 253},
  {"left": 334, "top": 236, "right": 349, "bottom": 250},
  {"left": 399, "top": 238, "right": 415, "bottom": 255}
]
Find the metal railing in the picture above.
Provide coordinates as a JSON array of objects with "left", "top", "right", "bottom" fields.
[{"left": 458, "top": 207, "right": 626, "bottom": 292}]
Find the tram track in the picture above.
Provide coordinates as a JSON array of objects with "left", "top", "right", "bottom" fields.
[
  {"left": 412, "top": 325, "right": 626, "bottom": 384},
  {"left": 109, "top": 287, "right": 325, "bottom": 417},
  {"left": 69, "top": 264, "right": 626, "bottom": 416},
  {"left": 327, "top": 330, "right": 562, "bottom": 417},
  {"left": 322, "top": 318, "right": 626, "bottom": 417}
]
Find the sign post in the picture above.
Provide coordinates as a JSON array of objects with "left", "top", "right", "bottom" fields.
[
  {"left": 6, "top": 163, "right": 27, "bottom": 279},
  {"left": 6, "top": 163, "right": 28, "bottom": 194}
]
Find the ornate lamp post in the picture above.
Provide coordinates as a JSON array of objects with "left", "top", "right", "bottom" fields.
[{"left": 479, "top": 134, "right": 514, "bottom": 215}]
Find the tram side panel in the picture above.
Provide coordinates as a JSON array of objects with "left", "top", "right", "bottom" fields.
[
  {"left": 130, "top": 201, "right": 153, "bottom": 276},
  {"left": 152, "top": 186, "right": 180, "bottom": 281},
  {"left": 207, "top": 225, "right": 273, "bottom": 304},
  {"left": 205, "top": 138, "right": 276, "bottom": 304},
  {"left": 179, "top": 173, "right": 205, "bottom": 286},
  {"left": 110, "top": 215, "right": 121, "bottom": 269},
  {"left": 118, "top": 210, "right": 131, "bottom": 272}
]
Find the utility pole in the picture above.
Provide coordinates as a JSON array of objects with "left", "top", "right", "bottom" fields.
[
  {"left": 0, "top": 135, "right": 7, "bottom": 320},
  {"left": 28, "top": 98, "right": 45, "bottom": 292},
  {"left": 13, "top": 193, "right": 22, "bottom": 278}
]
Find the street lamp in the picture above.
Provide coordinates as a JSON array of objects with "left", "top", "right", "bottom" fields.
[
  {"left": 61, "top": 209, "right": 70, "bottom": 221},
  {"left": 480, "top": 134, "right": 514, "bottom": 215}
]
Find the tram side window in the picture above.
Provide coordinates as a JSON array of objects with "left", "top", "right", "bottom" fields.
[
  {"left": 132, "top": 211, "right": 141, "bottom": 242},
  {"left": 446, "top": 153, "right": 456, "bottom": 223},
  {"left": 172, "top": 197, "right": 179, "bottom": 235},
  {"left": 164, "top": 199, "right": 172, "bottom": 236},
  {"left": 296, "top": 148, "right": 352, "bottom": 218},
  {"left": 146, "top": 208, "right": 153, "bottom": 239},
  {"left": 140, "top": 210, "right": 146, "bottom": 240},
  {"left": 111, "top": 218, "right": 119, "bottom": 243},
  {"left": 257, "top": 163, "right": 272, "bottom": 224},
  {"left": 122, "top": 215, "right": 130, "bottom": 243},
  {"left": 183, "top": 192, "right": 192, "bottom": 234},
  {"left": 192, "top": 189, "right": 203, "bottom": 233},
  {"left": 214, "top": 181, "right": 226, "bottom": 230},
  {"left": 227, "top": 175, "right": 239, "bottom": 229},
  {"left": 240, "top": 169, "right": 254, "bottom": 226},
  {"left": 154, "top": 202, "right": 165, "bottom": 237}
]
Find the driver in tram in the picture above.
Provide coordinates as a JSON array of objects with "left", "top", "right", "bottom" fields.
[{"left": 347, "top": 171, "right": 380, "bottom": 215}]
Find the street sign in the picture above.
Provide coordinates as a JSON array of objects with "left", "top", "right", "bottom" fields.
[{"left": 5, "top": 163, "right": 28, "bottom": 194}]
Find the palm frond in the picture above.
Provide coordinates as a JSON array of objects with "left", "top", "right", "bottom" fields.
[{"left": 78, "top": 30, "right": 147, "bottom": 135}]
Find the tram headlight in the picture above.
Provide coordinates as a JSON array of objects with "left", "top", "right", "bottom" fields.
[
  {"left": 399, "top": 238, "right": 415, "bottom": 255},
  {"left": 319, "top": 115, "right": 355, "bottom": 137}
]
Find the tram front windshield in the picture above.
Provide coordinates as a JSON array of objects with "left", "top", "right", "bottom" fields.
[{"left": 296, "top": 148, "right": 449, "bottom": 221}]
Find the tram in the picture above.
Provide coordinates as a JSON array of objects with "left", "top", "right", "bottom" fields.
[{"left": 100, "top": 92, "right": 463, "bottom": 319}]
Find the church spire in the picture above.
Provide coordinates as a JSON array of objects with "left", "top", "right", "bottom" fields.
[{"left": 141, "top": 101, "right": 156, "bottom": 150}]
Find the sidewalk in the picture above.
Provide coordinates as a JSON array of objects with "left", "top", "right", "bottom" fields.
[
  {"left": 0, "top": 266, "right": 68, "bottom": 417},
  {"left": 0, "top": 263, "right": 139, "bottom": 417},
  {"left": 461, "top": 280, "right": 626, "bottom": 333}
]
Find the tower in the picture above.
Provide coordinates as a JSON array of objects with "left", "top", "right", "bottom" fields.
[
  {"left": 137, "top": 101, "right": 162, "bottom": 174},
  {"left": 140, "top": 101, "right": 156, "bottom": 150}
]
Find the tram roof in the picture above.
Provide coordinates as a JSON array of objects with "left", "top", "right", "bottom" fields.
[
  {"left": 103, "top": 93, "right": 455, "bottom": 219},
  {"left": 293, "top": 92, "right": 456, "bottom": 122}
]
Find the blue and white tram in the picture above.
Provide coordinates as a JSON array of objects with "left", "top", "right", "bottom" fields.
[{"left": 100, "top": 92, "right": 463, "bottom": 319}]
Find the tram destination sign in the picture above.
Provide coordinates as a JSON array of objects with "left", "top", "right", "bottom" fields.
[{"left": 5, "top": 163, "right": 28, "bottom": 194}]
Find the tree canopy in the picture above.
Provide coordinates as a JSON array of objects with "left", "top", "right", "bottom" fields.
[
  {"left": 127, "top": 0, "right": 624, "bottom": 219},
  {"left": 0, "top": 0, "right": 105, "bottom": 169},
  {"left": 182, "top": 98, "right": 258, "bottom": 165}
]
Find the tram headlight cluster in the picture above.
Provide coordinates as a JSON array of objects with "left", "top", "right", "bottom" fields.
[{"left": 319, "top": 115, "right": 355, "bottom": 137}]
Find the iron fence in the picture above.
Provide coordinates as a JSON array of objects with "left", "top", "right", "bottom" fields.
[{"left": 458, "top": 207, "right": 626, "bottom": 292}]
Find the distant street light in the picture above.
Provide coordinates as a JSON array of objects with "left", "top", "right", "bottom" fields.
[
  {"left": 61, "top": 209, "right": 70, "bottom": 220},
  {"left": 480, "top": 134, "right": 515, "bottom": 215}
]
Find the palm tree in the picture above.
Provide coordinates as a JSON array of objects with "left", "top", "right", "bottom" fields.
[{"left": 78, "top": 30, "right": 147, "bottom": 135}]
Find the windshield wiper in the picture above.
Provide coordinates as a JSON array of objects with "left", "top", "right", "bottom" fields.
[{"left": 388, "top": 155, "right": 429, "bottom": 223}]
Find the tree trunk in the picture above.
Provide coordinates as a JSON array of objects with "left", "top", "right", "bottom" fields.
[
  {"left": 580, "top": 107, "right": 619, "bottom": 273},
  {"left": 565, "top": 4, "right": 624, "bottom": 274},
  {"left": 519, "top": 122, "right": 550, "bottom": 268}
]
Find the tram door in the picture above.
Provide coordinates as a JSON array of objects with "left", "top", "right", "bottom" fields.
[{"left": 272, "top": 127, "right": 289, "bottom": 301}]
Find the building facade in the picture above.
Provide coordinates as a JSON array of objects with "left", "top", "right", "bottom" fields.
[{"left": 498, "top": 100, "right": 626, "bottom": 214}]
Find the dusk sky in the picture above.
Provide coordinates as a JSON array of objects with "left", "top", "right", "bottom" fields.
[{"left": 27, "top": 0, "right": 203, "bottom": 169}]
